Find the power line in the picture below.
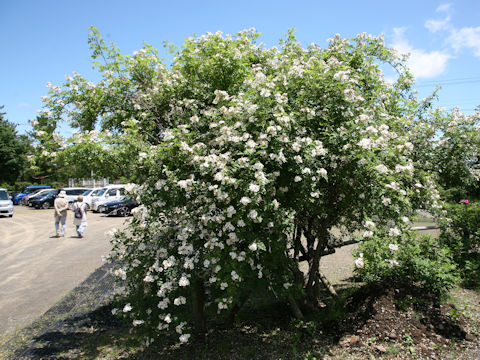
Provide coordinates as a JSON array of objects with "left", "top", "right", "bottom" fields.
[
  {"left": 417, "top": 76, "right": 480, "bottom": 84},
  {"left": 415, "top": 77, "right": 480, "bottom": 87}
]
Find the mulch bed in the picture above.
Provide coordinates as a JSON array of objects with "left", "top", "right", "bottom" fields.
[{"left": 333, "top": 281, "right": 477, "bottom": 358}]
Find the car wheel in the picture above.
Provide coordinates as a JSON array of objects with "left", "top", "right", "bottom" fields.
[
  {"left": 118, "top": 207, "right": 130, "bottom": 217},
  {"left": 42, "top": 202, "right": 50, "bottom": 209},
  {"left": 85, "top": 203, "right": 90, "bottom": 211}
]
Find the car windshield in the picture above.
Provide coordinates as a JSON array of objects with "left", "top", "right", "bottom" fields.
[
  {"left": 91, "top": 189, "right": 103, "bottom": 196},
  {"left": 35, "top": 190, "right": 50, "bottom": 197},
  {"left": 96, "top": 188, "right": 107, "bottom": 196},
  {"left": 83, "top": 189, "right": 92, "bottom": 196},
  {"left": 0, "top": 191, "right": 8, "bottom": 200}
]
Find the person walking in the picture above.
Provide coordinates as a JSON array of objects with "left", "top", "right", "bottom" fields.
[
  {"left": 72, "top": 195, "right": 87, "bottom": 238},
  {"left": 54, "top": 190, "right": 68, "bottom": 237}
]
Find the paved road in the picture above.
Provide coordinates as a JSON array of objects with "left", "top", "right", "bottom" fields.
[{"left": 0, "top": 205, "right": 126, "bottom": 337}]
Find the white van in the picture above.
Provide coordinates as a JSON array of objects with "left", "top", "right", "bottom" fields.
[
  {"left": 0, "top": 188, "right": 14, "bottom": 217},
  {"left": 91, "top": 185, "right": 126, "bottom": 212}
]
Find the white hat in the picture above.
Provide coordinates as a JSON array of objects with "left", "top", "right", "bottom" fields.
[{"left": 58, "top": 190, "right": 67, "bottom": 198}]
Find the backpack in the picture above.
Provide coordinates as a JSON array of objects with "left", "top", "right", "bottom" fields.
[{"left": 74, "top": 204, "right": 83, "bottom": 219}]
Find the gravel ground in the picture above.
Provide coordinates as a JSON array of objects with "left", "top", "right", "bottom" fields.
[{"left": 319, "top": 243, "right": 357, "bottom": 284}]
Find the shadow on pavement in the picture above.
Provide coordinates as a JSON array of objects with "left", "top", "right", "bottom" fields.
[{"left": 3, "top": 262, "right": 126, "bottom": 360}]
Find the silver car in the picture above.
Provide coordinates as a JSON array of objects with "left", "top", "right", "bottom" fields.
[{"left": 0, "top": 188, "right": 14, "bottom": 217}]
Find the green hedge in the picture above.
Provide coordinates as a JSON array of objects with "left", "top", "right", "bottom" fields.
[{"left": 439, "top": 201, "right": 480, "bottom": 287}]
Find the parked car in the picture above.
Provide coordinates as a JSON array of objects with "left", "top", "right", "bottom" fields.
[
  {"left": 27, "top": 189, "right": 52, "bottom": 206},
  {"left": 91, "top": 185, "right": 127, "bottom": 212},
  {"left": 0, "top": 188, "right": 14, "bottom": 217},
  {"left": 12, "top": 185, "right": 51, "bottom": 205},
  {"left": 63, "top": 187, "right": 91, "bottom": 209},
  {"left": 28, "top": 188, "right": 89, "bottom": 210},
  {"left": 97, "top": 197, "right": 138, "bottom": 216},
  {"left": 77, "top": 187, "right": 104, "bottom": 211},
  {"left": 28, "top": 189, "right": 59, "bottom": 209},
  {"left": 21, "top": 189, "right": 46, "bottom": 206},
  {"left": 63, "top": 188, "right": 90, "bottom": 203}
]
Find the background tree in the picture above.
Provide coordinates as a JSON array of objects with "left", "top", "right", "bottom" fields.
[
  {"left": 0, "top": 106, "right": 29, "bottom": 184},
  {"left": 29, "top": 26, "right": 160, "bottom": 183},
  {"left": 26, "top": 114, "right": 69, "bottom": 183},
  {"left": 409, "top": 104, "right": 480, "bottom": 202}
]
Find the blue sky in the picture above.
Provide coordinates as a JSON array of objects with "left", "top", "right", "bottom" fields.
[{"left": 1, "top": 0, "right": 480, "bottom": 136}]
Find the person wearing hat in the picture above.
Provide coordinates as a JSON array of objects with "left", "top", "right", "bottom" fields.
[{"left": 54, "top": 190, "right": 68, "bottom": 237}]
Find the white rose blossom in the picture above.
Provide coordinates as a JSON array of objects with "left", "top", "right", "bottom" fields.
[
  {"left": 354, "top": 257, "right": 365, "bottom": 269},
  {"left": 179, "top": 334, "right": 191, "bottom": 343},
  {"left": 179, "top": 275, "right": 190, "bottom": 287},
  {"left": 388, "top": 227, "right": 401, "bottom": 237},
  {"left": 249, "top": 183, "right": 260, "bottom": 193},
  {"left": 375, "top": 164, "right": 388, "bottom": 174},
  {"left": 388, "top": 243, "right": 399, "bottom": 251},
  {"left": 240, "top": 197, "right": 252, "bottom": 205}
]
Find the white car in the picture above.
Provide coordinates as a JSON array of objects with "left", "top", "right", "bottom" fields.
[
  {"left": 64, "top": 187, "right": 91, "bottom": 209},
  {"left": 80, "top": 187, "right": 104, "bottom": 210},
  {"left": 91, "top": 185, "right": 127, "bottom": 212},
  {"left": 0, "top": 188, "right": 14, "bottom": 217}
]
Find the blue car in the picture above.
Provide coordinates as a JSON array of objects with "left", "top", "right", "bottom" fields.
[{"left": 12, "top": 185, "right": 52, "bottom": 205}]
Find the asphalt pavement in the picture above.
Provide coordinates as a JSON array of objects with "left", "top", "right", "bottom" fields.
[{"left": 0, "top": 205, "right": 126, "bottom": 338}]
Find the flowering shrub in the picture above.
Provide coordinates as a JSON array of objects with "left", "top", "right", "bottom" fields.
[
  {"left": 40, "top": 28, "right": 449, "bottom": 343},
  {"left": 354, "top": 231, "right": 458, "bottom": 297},
  {"left": 439, "top": 202, "right": 480, "bottom": 287}
]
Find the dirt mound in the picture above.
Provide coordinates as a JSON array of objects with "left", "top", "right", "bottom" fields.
[{"left": 339, "top": 282, "right": 476, "bottom": 357}]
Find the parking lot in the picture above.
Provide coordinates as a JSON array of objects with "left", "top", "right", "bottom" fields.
[{"left": 0, "top": 205, "right": 126, "bottom": 337}]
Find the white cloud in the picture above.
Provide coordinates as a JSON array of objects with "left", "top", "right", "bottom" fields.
[
  {"left": 392, "top": 27, "right": 451, "bottom": 79},
  {"left": 16, "top": 102, "right": 33, "bottom": 108},
  {"left": 436, "top": 3, "right": 452, "bottom": 13},
  {"left": 448, "top": 27, "right": 480, "bottom": 57},
  {"left": 424, "top": 3, "right": 480, "bottom": 57},
  {"left": 425, "top": 3, "right": 452, "bottom": 33},
  {"left": 425, "top": 17, "right": 451, "bottom": 33}
]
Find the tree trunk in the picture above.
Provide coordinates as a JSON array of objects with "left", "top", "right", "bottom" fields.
[
  {"left": 291, "top": 217, "right": 340, "bottom": 310},
  {"left": 225, "top": 290, "right": 251, "bottom": 326},
  {"left": 192, "top": 276, "right": 206, "bottom": 340},
  {"left": 288, "top": 294, "right": 304, "bottom": 319},
  {"left": 305, "top": 230, "right": 328, "bottom": 290},
  {"left": 318, "top": 270, "right": 338, "bottom": 298},
  {"left": 303, "top": 225, "right": 339, "bottom": 301}
]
